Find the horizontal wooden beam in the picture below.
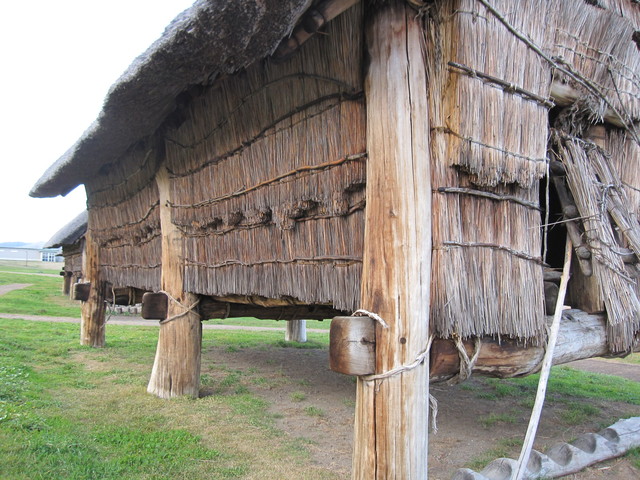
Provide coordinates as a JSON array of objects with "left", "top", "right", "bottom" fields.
[
  {"left": 330, "top": 309, "right": 638, "bottom": 381},
  {"left": 430, "top": 309, "right": 634, "bottom": 381},
  {"left": 272, "top": 0, "right": 360, "bottom": 60},
  {"left": 199, "top": 297, "right": 342, "bottom": 321},
  {"left": 550, "top": 81, "right": 629, "bottom": 128}
]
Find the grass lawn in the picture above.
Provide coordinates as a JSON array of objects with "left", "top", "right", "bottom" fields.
[
  {"left": 0, "top": 319, "right": 339, "bottom": 480},
  {"left": 0, "top": 266, "right": 638, "bottom": 477}
]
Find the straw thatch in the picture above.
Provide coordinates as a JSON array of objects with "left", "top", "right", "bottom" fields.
[
  {"left": 46, "top": 210, "right": 88, "bottom": 281},
  {"left": 30, "top": 0, "right": 640, "bottom": 349},
  {"left": 551, "top": 0, "right": 640, "bottom": 125},
  {"left": 551, "top": 129, "right": 640, "bottom": 351},
  {"left": 29, "top": 0, "right": 312, "bottom": 198},
  {"left": 166, "top": 5, "right": 365, "bottom": 311},
  {"left": 45, "top": 211, "right": 87, "bottom": 249},
  {"left": 85, "top": 140, "right": 162, "bottom": 292},
  {"left": 425, "top": 0, "right": 552, "bottom": 342}
]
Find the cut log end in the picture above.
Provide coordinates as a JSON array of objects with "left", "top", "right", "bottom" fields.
[
  {"left": 329, "top": 316, "right": 376, "bottom": 376},
  {"left": 141, "top": 292, "right": 169, "bottom": 320}
]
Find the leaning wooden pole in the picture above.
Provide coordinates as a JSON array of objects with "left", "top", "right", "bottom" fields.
[
  {"left": 147, "top": 166, "right": 202, "bottom": 398},
  {"left": 80, "top": 228, "right": 106, "bottom": 347},
  {"left": 353, "top": 2, "right": 431, "bottom": 478}
]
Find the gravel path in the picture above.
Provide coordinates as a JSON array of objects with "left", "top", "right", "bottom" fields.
[
  {"left": 0, "top": 283, "right": 33, "bottom": 295},
  {"left": 0, "top": 313, "right": 328, "bottom": 333}
]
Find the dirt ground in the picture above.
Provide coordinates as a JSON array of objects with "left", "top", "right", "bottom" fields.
[{"left": 202, "top": 345, "right": 640, "bottom": 480}]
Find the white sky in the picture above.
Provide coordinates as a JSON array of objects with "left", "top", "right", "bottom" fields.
[{"left": 0, "top": 0, "right": 195, "bottom": 244}]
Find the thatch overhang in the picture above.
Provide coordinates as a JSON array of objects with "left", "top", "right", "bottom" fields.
[
  {"left": 29, "top": 0, "right": 312, "bottom": 198},
  {"left": 45, "top": 210, "right": 88, "bottom": 248}
]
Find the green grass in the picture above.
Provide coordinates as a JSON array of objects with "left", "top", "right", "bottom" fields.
[
  {"left": 478, "top": 412, "right": 518, "bottom": 428},
  {"left": 467, "top": 438, "right": 523, "bottom": 471},
  {"left": 291, "top": 391, "right": 307, "bottom": 402},
  {"left": 0, "top": 318, "right": 341, "bottom": 480},
  {"left": 629, "top": 447, "right": 640, "bottom": 470},
  {"left": 0, "top": 270, "right": 81, "bottom": 317},
  {"left": 476, "top": 368, "right": 640, "bottom": 407},
  {"left": 304, "top": 406, "right": 324, "bottom": 417}
]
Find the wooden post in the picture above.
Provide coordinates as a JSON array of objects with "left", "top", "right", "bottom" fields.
[
  {"left": 147, "top": 166, "right": 202, "bottom": 399},
  {"left": 285, "top": 319, "right": 307, "bottom": 342},
  {"left": 62, "top": 271, "right": 71, "bottom": 295},
  {"left": 353, "top": 3, "right": 431, "bottom": 478},
  {"left": 80, "top": 230, "right": 106, "bottom": 347}
]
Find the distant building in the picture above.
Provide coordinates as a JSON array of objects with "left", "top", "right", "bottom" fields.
[{"left": 0, "top": 246, "right": 63, "bottom": 263}]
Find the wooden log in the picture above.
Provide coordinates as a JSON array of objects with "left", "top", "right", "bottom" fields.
[
  {"left": 72, "top": 282, "right": 91, "bottom": 302},
  {"left": 544, "top": 281, "right": 559, "bottom": 315},
  {"left": 272, "top": 0, "right": 359, "bottom": 60},
  {"left": 428, "top": 310, "right": 630, "bottom": 382},
  {"left": 147, "top": 166, "right": 202, "bottom": 399},
  {"left": 80, "top": 229, "right": 106, "bottom": 347},
  {"left": 354, "top": 3, "right": 431, "bottom": 478},
  {"left": 332, "top": 310, "right": 632, "bottom": 382},
  {"left": 62, "top": 271, "right": 73, "bottom": 295},
  {"left": 285, "top": 320, "right": 307, "bottom": 343},
  {"left": 141, "top": 292, "right": 169, "bottom": 320},
  {"left": 550, "top": 81, "right": 629, "bottom": 128},
  {"left": 199, "top": 297, "right": 341, "bottom": 321},
  {"left": 330, "top": 316, "right": 376, "bottom": 375}
]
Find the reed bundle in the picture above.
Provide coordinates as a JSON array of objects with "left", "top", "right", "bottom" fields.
[
  {"left": 426, "top": 0, "right": 551, "bottom": 189},
  {"left": 588, "top": 126, "right": 640, "bottom": 221},
  {"left": 552, "top": 129, "right": 640, "bottom": 352},
  {"left": 551, "top": 0, "right": 640, "bottom": 122},
  {"left": 424, "top": 0, "right": 551, "bottom": 342},
  {"left": 164, "top": 5, "right": 365, "bottom": 311}
]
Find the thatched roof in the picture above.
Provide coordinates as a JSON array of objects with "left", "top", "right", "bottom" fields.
[
  {"left": 30, "top": 0, "right": 311, "bottom": 198},
  {"left": 45, "top": 211, "right": 88, "bottom": 248}
]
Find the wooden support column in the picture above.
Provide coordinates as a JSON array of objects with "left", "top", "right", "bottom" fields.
[
  {"left": 353, "top": 3, "right": 431, "bottom": 479},
  {"left": 80, "top": 229, "right": 106, "bottom": 347},
  {"left": 62, "top": 272, "right": 72, "bottom": 295},
  {"left": 285, "top": 320, "right": 307, "bottom": 342},
  {"left": 147, "top": 167, "right": 202, "bottom": 399}
]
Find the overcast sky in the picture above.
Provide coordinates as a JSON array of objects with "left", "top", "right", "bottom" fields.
[{"left": 0, "top": 0, "right": 195, "bottom": 245}]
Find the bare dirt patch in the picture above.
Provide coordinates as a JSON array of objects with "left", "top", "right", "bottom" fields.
[
  {"left": 0, "top": 283, "right": 32, "bottom": 296},
  {"left": 202, "top": 345, "right": 639, "bottom": 480}
]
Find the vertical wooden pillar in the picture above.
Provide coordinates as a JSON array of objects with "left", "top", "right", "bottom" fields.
[
  {"left": 147, "top": 166, "right": 202, "bottom": 399},
  {"left": 353, "top": 2, "right": 431, "bottom": 479},
  {"left": 80, "top": 229, "right": 106, "bottom": 347},
  {"left": 285, "top": 320, "right": 307, "bottom": 342},
  {"left": 63, "top": 272, "right": 72, "bottom": 295}
]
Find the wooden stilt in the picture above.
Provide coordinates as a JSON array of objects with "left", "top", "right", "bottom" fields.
[
  {"left": 285, "top": 320, "right": 307, "bottom": 342},
  {"left": 147, "top": 166, "right": 202, "bottom": 399},
  {"left": 353, "top": 3, "right": 431, "bottom": 478},
  {"left": 80, "top": 230, "right": 106, "bottom": 347}
]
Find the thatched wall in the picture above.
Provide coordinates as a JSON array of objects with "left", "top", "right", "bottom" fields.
[
  {"left": 62, "top": 244, "right": 83, "bottom": 280},
  {"left": 164, "top": 4, "right": 365, "bottom": 311},
  {"left": 425, "top": 0, "right": 552, "bottom": 342},
  {"left": 551, "top": 0, "right": 640, "bottom": 123},
  {"left": 85, "top": 141, "right": 161, "bottom": 292}
]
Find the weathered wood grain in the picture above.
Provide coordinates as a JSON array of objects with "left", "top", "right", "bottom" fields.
[
  {"left": 147, "top": 167, "right": 202, "bottom": 399},
  {"left": 353, "top": 2, "right": 431, "bottom": 478},
  {"left": 80, "top": 229, "right": 106, "bottom": 347}
]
